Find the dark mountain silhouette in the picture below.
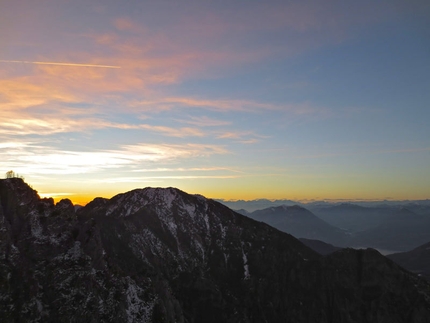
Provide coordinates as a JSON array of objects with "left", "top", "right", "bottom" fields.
[
  {"left": 387, "top": 241, "right": 430, "bottom": 281},
  {"left": 1, "top": 178, "right": 430, "bottom": 322},
  {"left": 299, "top": 238, "right": 342, "bottom": 255},
  {"left": 218, "top": 199, "right": 298, "bottom": 212},
  {"left": 247, "top": 205, "right": 348, "bottom": 246}
]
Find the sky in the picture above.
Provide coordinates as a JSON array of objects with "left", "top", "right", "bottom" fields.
[{"left": 1, "top": 0, "right": 429, "bottom": 205}]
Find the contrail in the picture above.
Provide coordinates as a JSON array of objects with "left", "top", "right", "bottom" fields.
[{"left": 0, "top": 60, "right": 121, "bottom": 68}]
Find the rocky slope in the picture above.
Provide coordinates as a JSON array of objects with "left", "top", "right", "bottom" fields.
[{"left": 1, "top": 178, "right": 430, "bottom": 322}]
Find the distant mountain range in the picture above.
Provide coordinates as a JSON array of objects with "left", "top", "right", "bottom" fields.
[
  {"left": 228, "top": 201, "right": 430, "bottom": 254},
  {"left": 1, "top": 178, "right": 430, "bottom": 322},
  {"left": 308, "top": 203, "right": 392, "bottom": 232},
  {"left": 219, "top": 198, "right": 430, "bottom": 214},
  {"left": 226, "top": 199, "right": 430, "bottom": 285},
  {"left": 237, "top": 205, "right": 348, "bottom": 247}
]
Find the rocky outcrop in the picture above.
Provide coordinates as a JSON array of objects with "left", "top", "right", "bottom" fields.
[{"left": 1, "top": 178, "right": 430, "bottom": 322}]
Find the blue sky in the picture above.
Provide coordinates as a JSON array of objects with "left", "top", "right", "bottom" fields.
[{"left": 1, "top": 0, "right": 429, "bottom": 204}]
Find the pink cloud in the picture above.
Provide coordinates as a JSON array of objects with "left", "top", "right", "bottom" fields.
[
  {"left": 1, "top": 1, "right": 377, "bottom": 142},
  {"left": 114, "top": 17, "right": 135, "bottom": 31},
  {"left": 139, "top": 124, "right": 205, "bottom": 138},
  {"left": 176, "top": 116, "right": 231, "bottom": 127}
]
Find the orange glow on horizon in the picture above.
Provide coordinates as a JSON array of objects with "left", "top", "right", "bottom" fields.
[
  {"left": 49, "top": 194, "right": 105, "bottom": 206},
  {"left": 49, "top": 190, "right": 429, "bottom": 207}
]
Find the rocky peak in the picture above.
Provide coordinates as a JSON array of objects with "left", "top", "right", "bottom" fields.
[
  {"left": 104, "top": 187, "right": 185, "bottom": 217},
  {"left": 0, "top": 178, "right": 40, "bottom": 210},
  {"left": 55, "top": 198, "right": 74, "bottom": 209}
]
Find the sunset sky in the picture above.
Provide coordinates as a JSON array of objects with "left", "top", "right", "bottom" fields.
[{"left": 1, "top": 0, "right": 429, "bottom": 205}]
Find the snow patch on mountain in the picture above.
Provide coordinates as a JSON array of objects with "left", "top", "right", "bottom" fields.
[
  {"left": 241, "top": 243, "right": 250, "bottom": 280},
  {"left": 124, "top": 276, "right": 155, "bottom": 323},
  {"left": 67, "top": 241, "right": 82, "bottom": 260}
]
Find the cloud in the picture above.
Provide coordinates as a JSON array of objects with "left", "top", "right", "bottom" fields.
[
  {"left": 102, "top": 174, "right": 239, "bottom": 184},
  {"left": 114, "top": 18, "right": 136, "bottom": 32},
  {"left": 132, "top": 166, "right": 244, "bottom": 173},
  {"left": 3, "top": 1, "right": 408, "bottom": 103},
  {"left": 292, "top": 146, "right": 430, "bottom": 160},
  {"left": 215, "top": 129, "right": 271, "bottom": 144},
  {"left": 0, "top": 63, "right": 325, "bottom": 147},
  {"left": 131, "top": 97, "right": 277, "bottom": 112},
  {"left": 217, "top": 132, "right": 248, "bottom": 139},
  {"left": 0, "top": 104, "right": 142, "bottom": 136},
  {"left": 0, "top": 141, "right": 229, "bottom": 176},
  {"left": 175, "top": 116, "right": 231, "bottom": 127},
  {"left": 1, "top": 4, "right": 340, "bottom": 133},
  {"left": 0, "top": 78, "right": 79, "bottom": 109},
  {"left": 130, "top": 97, "right": 329, "bottom": 116},
  {"left": 139, "top": 124, "right": 205, "bottom": 137},
  {"left": 122, "top": 143, "right": 228, "bottom": 160},
  {"left": 237, "top": 139, "right": 261, "bottom": 144}
]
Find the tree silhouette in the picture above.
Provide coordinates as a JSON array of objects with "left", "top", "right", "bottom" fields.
[{"left": 5, "top": 170, "right": 24, "bottom": 180}]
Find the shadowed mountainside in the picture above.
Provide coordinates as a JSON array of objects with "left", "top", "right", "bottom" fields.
[
  {"left": 388, "top": 242, "right": 430, "bottom": 281},
  {"left": 299, "top": 238, "right": 342, "bottom": 255}
]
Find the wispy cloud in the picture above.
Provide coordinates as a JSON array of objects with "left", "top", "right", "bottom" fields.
[
  {"left": 216, "top": 130, "right": 270, "bottom": 144},
  {"left": 130, "top": 97, "right": 328, "bottom": 116},
  {"left": 0, "top": 108, "right": 142, "bottom": 136},
  {"left": 293, "top": 147, "right": 430, "bottom": 160},
  {"left": 139, "top": 124, "right": 205, "bottom": 137},
  {"left": 175, "top": 116, "right": 231, "bottom": 127},
  {"left": 0, "top": 141, "right": 229, "bottom": 176},
  {"left": 102, "top": 174, "right": 239, "bottom": 184},
  {"left": 122, "top": 143, "right": 228, "bottom": 160},
  {"left": 0, "top": 78, "right": 79, "bottom": 110},
  {"left": 132, "top": 166, "right": 244, "bottom": 173},
  {"left": 237, "top": 139, "right": 261, "bottom": 144},
  {"left": 141, "top": 97, "right": 279, "bottom": 112}
]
